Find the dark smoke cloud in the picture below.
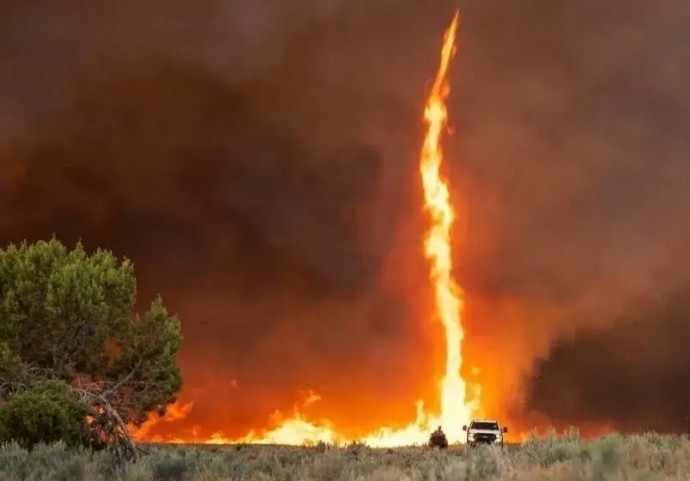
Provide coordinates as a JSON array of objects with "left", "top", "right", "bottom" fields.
[
  {"left": 523, "top": 280, "right": 690, "bottom": 433},
  {"left": 1, "top": 0, "right": 690, "bottom": 438},
  {"left": 0, "top": 0, "right": 343, "bottom": 137}
]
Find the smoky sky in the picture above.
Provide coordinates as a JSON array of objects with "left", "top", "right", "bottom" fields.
[
  {"left": 1, "top": 0, "right": 690, "bottom": 438},
  {"left": 524, "top": 280, "right": 690, "bottom": 434}
]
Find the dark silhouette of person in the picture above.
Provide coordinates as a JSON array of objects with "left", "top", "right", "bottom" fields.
[{"left": 429, "top": 425, "right": 448, "bottom": 449}]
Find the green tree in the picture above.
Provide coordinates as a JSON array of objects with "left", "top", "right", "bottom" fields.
[{"left": 0, "top": 238, "right": 182, "bottom": 456}]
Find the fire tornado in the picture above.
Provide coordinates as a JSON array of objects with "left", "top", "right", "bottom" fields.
[
  {"left": 419, "top": 10, "right": 477, "bottom": 441},
  {"left": 132, "top": 10, "right": 478, "bottom": 446}
]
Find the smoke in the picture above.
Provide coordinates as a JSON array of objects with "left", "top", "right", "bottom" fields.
[
  {"left": 1, "top": 0, "right": 690, "bottom": 438},
  {"left": 0, "top": 0, "right": 458, "bottom": 439},
  {"left": 0, "top": 0, "right": 342, "bottom": 136},
  {"left": 523, "top": 280, "right": 690, "bottom": 433},
  {"left": 452, "top": 0, "right": 690, "bottom": 430}
]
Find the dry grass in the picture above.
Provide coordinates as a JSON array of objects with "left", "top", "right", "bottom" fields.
[{"left": 1, "top": 430, "right": 689, "bottom": 480}]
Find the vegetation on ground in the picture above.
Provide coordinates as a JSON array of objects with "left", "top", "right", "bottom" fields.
[
  {"left": 0, "top": 238, "right": 183, "bottom": 460},
  {"left": 0, "top": 430, "right": 689, "bottom": 481}
]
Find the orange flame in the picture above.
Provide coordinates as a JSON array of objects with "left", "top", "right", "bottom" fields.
[
  {"left": 133, "top": 10, "right": 478, "bottom": 447},
  {"left": 418, "top": 9, "right": 479, "bottom": 442}
]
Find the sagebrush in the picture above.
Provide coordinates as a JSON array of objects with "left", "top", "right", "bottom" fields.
[{"left": 1, "top": 430, "right": 690, "bottom": 481}]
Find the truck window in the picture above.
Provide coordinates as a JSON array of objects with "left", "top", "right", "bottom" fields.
[{"left": 470, "top": 421, "right": 499, "bottom": 430}]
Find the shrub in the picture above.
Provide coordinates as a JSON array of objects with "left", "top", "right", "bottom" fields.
[
  {"left": 0, "top": 432, "right": 689, "bottom": 481},
  {"left": 152, "top": 457, "right": 189, "bottom": 481},
  {"left": 0, "top": 380, "right": 89, "bottom": 450}
]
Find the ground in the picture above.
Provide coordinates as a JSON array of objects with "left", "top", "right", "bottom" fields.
[{"left": 1, "top": 432, "right": 689, "bottom": 480}]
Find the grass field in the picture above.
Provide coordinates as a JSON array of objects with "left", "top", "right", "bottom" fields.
[{"left": 1, "top": 430, "right": 689, "bottom": 480}]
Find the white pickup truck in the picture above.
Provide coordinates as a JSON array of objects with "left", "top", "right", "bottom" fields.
[{"left": 462, "top": 419, "right": 508, "bottom": 447}]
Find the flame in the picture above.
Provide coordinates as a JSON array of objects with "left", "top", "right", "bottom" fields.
[
  {"left": 210, "top": 392, "right": 339, "bottom": 445},
  {"left": 134, "top": 11, "right": 479, "bottom": 447},
  {"left": 130, "top": 401, "right": 195, "bottom": 442},
  {"left": 418, "top": 9, "right": 479, "bottom": 441}
]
